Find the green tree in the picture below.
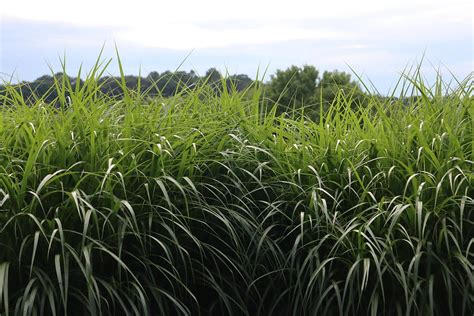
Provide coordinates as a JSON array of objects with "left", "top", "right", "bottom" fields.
[
  {"left": 205, "top": 68, "right": 221, "bottom": 81},
  {"left": 265, "top": 65, "right": 319, "bottom": 114},
  {"left": 316, "top": 70, "right": 363, "bottom": 109},
  {"left": 266, "top": 65, "right": 366, "bottom": 120},
  {"left": 147, "top": 71, "right": 160, "bottom": 82},
  {"left": 227, "top": 74, "right": 253, "bottom": 91}
]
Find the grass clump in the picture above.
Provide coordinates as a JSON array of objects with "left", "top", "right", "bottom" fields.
[{"left": 0, "top": 58, "right": 472, "bottom": 315}]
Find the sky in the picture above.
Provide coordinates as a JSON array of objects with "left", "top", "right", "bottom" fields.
[{"left": 0, "top": 0, "right": 473, "bottom": 93}]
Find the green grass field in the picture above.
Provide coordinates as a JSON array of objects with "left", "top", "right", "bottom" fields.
[{"left": 0, "top": 58, "right": 473, "bottom": 315}]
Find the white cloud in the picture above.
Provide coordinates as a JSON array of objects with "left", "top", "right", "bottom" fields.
[
  {"left": 1, "top": 0, "right": 472, "bottom": 92},
  {"left": 3, "top": 0, "right": 471, "bottom": 24},
  {"left": 2, "top": 0, "right": 472, "bottom": 50},
  {"left": 118, "top": 25, "right": 352, "bottom": 49}
]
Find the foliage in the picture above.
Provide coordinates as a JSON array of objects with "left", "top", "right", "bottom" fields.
[
  {"left": 0, "top": 57, "right": 472, "bottom": 315},
  {"left": 266, "top": 65, "right": 319, "bottom": 108},
  {"left": 265, "top": 65, "right": 367, "bottom": 120},
  {"left": 318, "top": 70, "right": 363, "bottom": 103},
  {"left": 0, "top": 69, "right": 253, "bottom": 105}
]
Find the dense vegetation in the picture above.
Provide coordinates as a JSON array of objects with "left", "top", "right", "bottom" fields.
[
  {"left": 0, "top": 64, "right": 364, "bottom": 121},
  {"left": 0, "top": 67, "right": 253, "bottom": 102},
  {"left": 0, "top": 57, "right": 473, "bottom": 315}
]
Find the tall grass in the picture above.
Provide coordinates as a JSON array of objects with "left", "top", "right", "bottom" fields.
[{"left": 0, "top": 57, "right": 472, "bottom": 315}]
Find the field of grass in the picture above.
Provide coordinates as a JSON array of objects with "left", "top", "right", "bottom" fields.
[{"left": 0, "top": 58, "right": 473, "bottom": 315}]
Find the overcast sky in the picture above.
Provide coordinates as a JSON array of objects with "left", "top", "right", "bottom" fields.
[{"left": 1, "top": 0, "right": 473, "bottom": 93}]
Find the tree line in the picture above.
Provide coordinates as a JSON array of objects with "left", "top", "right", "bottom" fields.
[
  {"left": 0, "top": 65, "right": 369, "bottom": 120},
  {"left": 0, "top": 68, "right": 252, "bottom": 100}
]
